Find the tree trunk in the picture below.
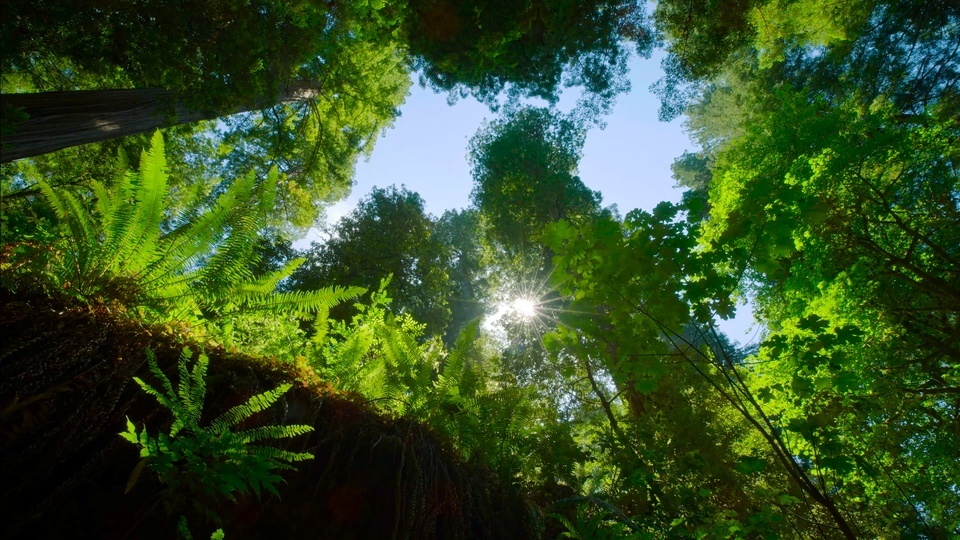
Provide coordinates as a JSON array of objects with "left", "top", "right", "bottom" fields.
[{"left": 1, "top": 83, "right": 322, "bottom": 163}]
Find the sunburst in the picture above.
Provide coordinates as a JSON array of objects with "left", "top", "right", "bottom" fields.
[
  {"left": 483, "top": 259, "right": 570, "bottom": 346},
  {"left": 511, "top": 297, "right": 538, "bottom": 318}
]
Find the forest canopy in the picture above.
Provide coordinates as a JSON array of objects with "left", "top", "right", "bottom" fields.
[{"left": 1, "top": 1, "right": 958, "bottom": 539}]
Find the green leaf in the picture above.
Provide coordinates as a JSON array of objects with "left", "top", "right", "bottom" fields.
[
  {"left": 790, "top": 375, "right": 815, "bottom": 398},
  {"left": 820, "top": 456, "right": 854, "bottom": 475},
  {"left": 633, "top": 378, "right": 658, "bottom": 395},
  {"left": 832, "top": 371, "right": 860, "bottom": 392},
  {"left": 735, "top": 456, "right": 767, "bottom": 475},
  {"left": 833, "top": 325, "right": 864, "bottom": 345},
  {"left": 797, "top": 315, "right": 829, "bottom": 333}
]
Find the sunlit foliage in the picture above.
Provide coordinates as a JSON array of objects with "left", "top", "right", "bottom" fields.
[{"left": 2, "top": 2, "right": 958, "bottom": 538}]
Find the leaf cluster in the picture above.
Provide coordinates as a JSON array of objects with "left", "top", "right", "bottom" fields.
[
  {"left": 121, "top": 348, "right": 314, "bottom": 524},
  {"left": 2, "top": 132, "right": 363, "bottom": 346}
]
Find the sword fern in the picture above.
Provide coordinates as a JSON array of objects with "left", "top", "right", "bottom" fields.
[
  {"left": 122, "top": 348, "right": 314, "bottom": 523},
  {"left": 11, "top": 131, "right": 362, "bottom": 335}
]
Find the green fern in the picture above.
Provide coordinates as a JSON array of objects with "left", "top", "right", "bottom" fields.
[
  {"left": 11, "top": 131, "right": 362, "bottom": 350},
  {"left": 177, "top": 515, "right": 225, "bottom": 540},
  {"left": 121, "top": 347, "right": 314, "bottom": 524}
]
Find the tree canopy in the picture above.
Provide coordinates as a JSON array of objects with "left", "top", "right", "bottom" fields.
[
  {"left": 469, "top": 106, "right": 601, "bottom": 255},
  {"left": 2, "top": 2, "right": 958, "bottom": 538},
  {"left": 292, "top": 185, "right": 454, "bottom": 337}
]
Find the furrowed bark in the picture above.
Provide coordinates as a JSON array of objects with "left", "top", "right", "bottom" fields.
[{"left": 1, "top": 83, "right": 321, "bottom": 163}]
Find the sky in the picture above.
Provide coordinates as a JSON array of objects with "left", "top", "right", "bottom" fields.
[
  {"left": 296, "top": 52, "right": 760, "bottom": 344},
  {"left": 298, "top": 52, "right": 688, "bottom": 230}
]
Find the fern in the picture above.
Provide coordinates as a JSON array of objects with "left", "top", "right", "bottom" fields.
[
  {"left": 433, "top": 320, "right": 479, "bottom": 401},
  {"left": 177, "top": 515, "right": 225, "bottom": 540},
  {"left": 10, "top": 132, "right": 361, "bottom": 355},
  {"left": 121, "top": 348, "right": 314, "bottom": 524}
]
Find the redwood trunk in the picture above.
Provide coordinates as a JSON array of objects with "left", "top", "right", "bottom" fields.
[{"left": 1, "top": 84, "right": 321, "bottom": 163}]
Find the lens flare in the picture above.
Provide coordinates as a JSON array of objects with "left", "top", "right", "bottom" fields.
[{"left": 512, "top": 297, "right": 537, "bottom": 318}]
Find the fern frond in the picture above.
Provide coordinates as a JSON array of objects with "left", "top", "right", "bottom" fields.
[
  {"left": 196, "top": 213, "right": 258, "bottom": 298},
  {"left": 176, "top": 349, "right": 194, "bottom": 415},
  {"left": 247, "top": 445, "right": 315, "bottom": 462},
  {"left": 152, "top": 170, "right": 258, "bottom": 283},
  {"left": 435, "top": 321, "right": 479, "bottom": 398},
  {"left": 236, "top": 257, "right": 305, "bottom": 296},
  {"left": 257, "top": 167, "right": 279, "bottom": 217},
  {"left": 234, "top": 424, "right": 314, "bottom": 444},
  {"left": 311, "top": 305, "right": 330, "bottom": 345},
  {"left": 132, "top": 376, "right": 178, "bottom": 416},
  {"left": 98, "top": 170, "right": 143, "bottom": 274},
  {"left": 323, "top": 323, "right": 376, "bottom": 390},
  {"left": 187, "top": 349, "right": 208, "bottom": 427},
  {"left": 136, "top": 349, "right": 179, "bottom": 413},
  {"left": 210, "top": 383, "right": 292, "bottom": 433},
  {"left": 232, "top": 286, "right": 365, "bottom": 317},
  {"left": 36, "top": 177, "right": 98, "bottom": 278},
  {"left": 120, "top": 132, "right": 168, "bottom": 269},
  {"left": 167, "top": 347, "right": 205, "bottom": 436},
  {"left": 35, "top": 178, "right": 92, "bottom": 242},
  {"left": 91, "top": 180, "right": 115, "bottom": 226}
]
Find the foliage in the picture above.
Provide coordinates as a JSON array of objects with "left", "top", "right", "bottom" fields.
[
  {"left": 121, "top": 348, "right": 314, "bottom": 524},
  {"left": 3, "top": 3, "right": 959, "bottom": 539},
  {"left": 292, "top": 185, "right": 453, "bottom": 336},
  {"left": 177, "top": 516, "right": 225, "bottom": 540},
  {"left": 433, "top": 208, "right": 490, "bottom": 345},
  {"left": 651, "top": 0, "right": 959, "bottom": 120},
  {"left": 3, "top": 0, "right": 354, "bottom": 112},
  {"left": 207, "top": 37, "right": 411, "bottom": 231},
  {"left": 3, "top": 0, "right": 653, "bottom": 112},
  {"left": 307, "top": 280, "right": 580, "bottom": 489},
  {"left": 404, "top": 0, "right": 654, "bottom": 111},
  {"left": 695, "top": 82, "right": 960, "bottom": 536},
  {"left": 469, "top": 106, "right": 600, "bottom": 255},
  {"left": 542, "top": 208, "right": 798, "bottom": 537},
  {"left": 1, "top": 133, "right": 362, "bottom": 350}
]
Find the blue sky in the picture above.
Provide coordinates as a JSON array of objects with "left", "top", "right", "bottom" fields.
[
  {"left": 300, "top": 52, "right": 689, "bottom": 228},
  {"left": 296, "top": 51, "right": 760, "bottom": 344}
]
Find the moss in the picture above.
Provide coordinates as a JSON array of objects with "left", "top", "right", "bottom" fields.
[{"left": 0, "top": 290, "right": 532, "bottom": 539}]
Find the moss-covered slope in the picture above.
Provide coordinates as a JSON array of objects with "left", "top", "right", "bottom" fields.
[{"left": 0, "top": 292, "right": 531, "bottom": 539}]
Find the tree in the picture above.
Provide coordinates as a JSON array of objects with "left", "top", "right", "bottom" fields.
[
  {"left": 2, "top": 0, "right": 656, "bottom": 162},
  {"left": 2, "top": 41, "right": 411, "bottom": 234},
  {"left": 696, "top": 83, "right": 959, "bottom": 536},
  {"left": 433, "top": 208, "right": 489, "bottom": 345},
  {"left": 1, "top": 0, "right": 336, "bottom": 110},
  {"left": 469, "top": 106, "right": 601, "bottom": 256},
  {"left": 1, "top": 85, "right": 318, "bottom": 162},
  {"left": 292, "top": 186, "right": 453, "bottom": 337},
  {"left": 651, "top": 0, "right": 960, "bottom": 120},
  {"left": 2, "top": 0, "right": 380, "bottom": 160},
  {"left": 544, "top": 204, "right": 868, "bottom": 538},
  {"left": 645, "top": 1, "right": 960, "bottom": 533},
  {"left": 404, "top": 0, "right": 655, "bottom": 110}
]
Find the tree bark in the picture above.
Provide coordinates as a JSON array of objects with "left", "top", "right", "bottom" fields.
[{"left": 1, "top": 83, "right": 322, "bottom": 163}]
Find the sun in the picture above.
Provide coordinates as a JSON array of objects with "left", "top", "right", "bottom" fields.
[
  {"left": 482, "top": 263, "right": 564, "bottom": 342},
  {"left": 512, "top": 297, "right": 538, "bottom": 318}
]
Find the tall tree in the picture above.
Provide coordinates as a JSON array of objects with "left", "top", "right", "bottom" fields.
[
  {"left": 651, "top": 0, "right": 960, "bottom": 120},
  {"left": 469, "top": 106, "right": 601, "bottom": 257},
  {"left": 404, "top": 0, "right": 655, "bottom": 109},
  {"left": 645, "top": 0, "right": 960, "bottom": 535},
  {"left": 433, "top": 208, "right": 489, "bottom": 345},
  {"left": 2, "top": 0, "right": 655, "bottom": 162},
  {"left": 544, "top": 206, "right": 864, "bottom": 537},
  {"left": 696, "top": 82, "right": 959, "bottom": 537},
  {"left": 292, "top": 186, "right": 453, "bottom": 337},
  {"left": 2, "top": 39, "right": 411, "bottom": 234}
]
